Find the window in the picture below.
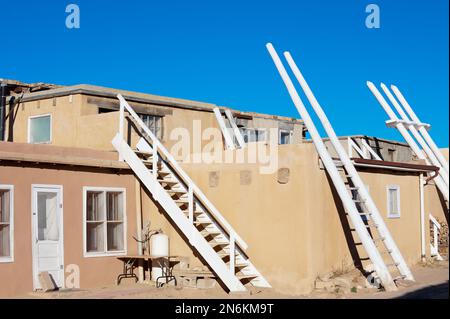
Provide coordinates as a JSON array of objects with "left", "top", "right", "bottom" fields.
[
  {"left": 0, "top": 186, "right": 13, "bottom": 262},
  {"left": 387, "top": 149, "right": 396, "bottom": 162},
  {"left": 28, "top": 114, "right": 52, "bottom": 144},
  {"left": 241, "top": 128, "right": 266, "bottom": 143},
  {"left": 279, "top": 130, "right": 292, "bottom": 145},
  {"left": 83, "top": 188, "right": 126, "bottom": 256},
  {"left": 139, "top": 114, "right": 162, "bottom": 139},
  {"left": 387, "top": 185, "right": 401, "bottom": 218}
]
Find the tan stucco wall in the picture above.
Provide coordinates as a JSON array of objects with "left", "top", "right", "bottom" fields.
[
  {"left": 0, "top": 162, "right": 138, "bottom": 297},
  {"left": 0, "top": 141, "right": 446, "bottom": 297},
  {"left": 141, "top": 143, "right": 433, "bottom": 294},
  {"left": 6, "top": 94, "right": 304, "bottom": 155}
]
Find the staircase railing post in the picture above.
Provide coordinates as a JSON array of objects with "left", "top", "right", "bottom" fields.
[
  {"left": 229, "top": 232, "right": 235, "bottom": 273},
  {"left": 188, "top": 184, "right": 194, "bottom": 223}
]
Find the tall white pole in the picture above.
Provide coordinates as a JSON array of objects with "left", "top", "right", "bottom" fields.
[
  {"left": 380, "top": 84, "right": 449, "bottom": 186},
  {"left": 367, "top": 82, "right": 449, "bottom": 202},
  {"left": 391, "top": 85, "right": 449, "bottom": 175},
  {"left": 266, "top": 43, "right": 397, "bottom": 291},
  {"left": 284, "top": 50, "right": 413, "bottom": 283}
]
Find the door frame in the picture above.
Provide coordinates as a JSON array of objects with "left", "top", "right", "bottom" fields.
[{"left": 31, "top": 184, "right": 64, "bottom": 290}]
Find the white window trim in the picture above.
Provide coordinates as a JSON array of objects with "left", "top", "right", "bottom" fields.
[
  {"left": 386, "top": 185, "right": 401, "bottom": 219},
  {"left": 83, "top": 187, "right": 127, "bottom": 258},
  {"left": 0, "top": 185, "right": 14, "bottom": 263},
  {"left": 27, "top": 113, "right": 52, "bottom": 144}
]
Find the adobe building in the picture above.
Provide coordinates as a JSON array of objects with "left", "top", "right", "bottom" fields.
[{"left": 0, "top": 79, "right": 448, "bottom": 297}]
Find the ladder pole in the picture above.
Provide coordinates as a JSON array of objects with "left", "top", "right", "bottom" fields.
[
  {"left": 266, "top": 43, "right": 397, "bottom": 291},
  {"left": 391, "top": 85, "right": 449, "bottom": 175},
  {"left": 284, "top": 50, "right": 412, "bottom": 284},
  {"left": 213, "top": 108, "right": 236, "bottom": 150},
  {"left": 368, "top": 82, "right": 449, "bottom": 202},
  {"left": 381, "top": 84, "right": 449, "bottom": 185},
  {"left": 224, "top": 109, "right": 246, "bottom": 148},
  {"left": 118, "top": 100, "right": 125, "bottom": 161}
]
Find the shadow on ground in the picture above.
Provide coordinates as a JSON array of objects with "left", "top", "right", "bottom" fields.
[{"left": 395, "top": 281, "right": 449, "bottom": 299}]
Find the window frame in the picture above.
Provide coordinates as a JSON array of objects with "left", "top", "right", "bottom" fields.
[
  {"left": 242, "top": 127, "right": 267, "bottom": 143},
  {"left": 82, "top": 187, "right": 127, "bottom": 258},
  {"left": 279, "top": 129, "right": 293, "bottom": 145},
  {"left": 386, "top": 185, "right": 401, "bottom": 219},
  {"left": 139, "top": 114, "right": 163, "bottom": 140},
  {"left": 0, "top": 185, "right": 14, "bottom": 263},
  {"left": 28, "top": 113, "right": 52, "bottom": 144}
]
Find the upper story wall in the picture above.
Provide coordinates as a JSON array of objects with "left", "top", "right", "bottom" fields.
[{"left": 5, "top": 89, "right": 305, "bottom": 156}]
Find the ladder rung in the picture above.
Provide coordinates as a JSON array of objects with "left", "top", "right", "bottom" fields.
[
  {"left": 359, "top": 213, "right": 372, "bottom": 216},
  {"left": 386, "top": 262, "right": 400, "bottom": 268},
  {"left": 372, "top": 236, "right": 385, "bottom": 242},
  {"left": 348, "top": 187, "right": 359, "bottom": 190}
]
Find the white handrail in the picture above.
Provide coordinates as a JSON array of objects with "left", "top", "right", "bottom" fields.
[{"left": 117, "top": 94, "right": 248, "bottom": 250}]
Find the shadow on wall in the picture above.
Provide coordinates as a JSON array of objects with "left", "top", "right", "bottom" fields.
[
  {"left": 436, "top": 189, "right": 449, "bottom": 225},
  {"left": 325, "top": 172, "right": 373, "bottom": 278},
  {"left": 395, "top": 281, "right": 449, "bottom": 299}
]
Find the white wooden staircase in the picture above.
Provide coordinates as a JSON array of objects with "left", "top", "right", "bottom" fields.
[{"left": 111, "top": 94, "right": 270, "bottom": 293}]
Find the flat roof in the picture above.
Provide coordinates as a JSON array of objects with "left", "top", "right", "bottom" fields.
[{"left": 8, "top": 82, "right": 303, "bottom": 124}]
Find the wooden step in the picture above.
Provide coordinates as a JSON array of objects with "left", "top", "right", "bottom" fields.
[
  {"left": 167, "top": 189, "right": 187, "bottom": 195},
  {"left": 208, "top": 241, "right": 229, "bottom": 247},
  {"left": 134, "top": 150, "right": 153, "bottom": 157},
  {"left": 157, "top": 179, "right": 179, "bottom": 184},
  {"left": 236, "top": 274, "right": 258, "bottom": 280},
  {"left": 193, "top": 220, "right": 213, "bottom": 225}
]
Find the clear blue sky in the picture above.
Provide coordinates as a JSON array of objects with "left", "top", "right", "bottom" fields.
[{"left": 1, "top": 0, "right": 448, "bottom": 146}]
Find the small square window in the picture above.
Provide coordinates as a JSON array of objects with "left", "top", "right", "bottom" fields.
[
  {"left": 387, "top": 185, "right": 401, "bottom": 218},
  {"left": 29, "top": 115, "right": 51, "bottom": 144},
  {"left": 242, "top": 128, "right": 266, "bottom": 143},
  {"left": 139, "top": 114, "right": 162, "bottom": 140},
  {"left": 279, "top": 130, "right": 292, "bottom": 145}
]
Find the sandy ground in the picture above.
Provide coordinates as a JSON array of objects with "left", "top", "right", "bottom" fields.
[{"left": 15, "top": 260, "right": 448, "bottom": 299}]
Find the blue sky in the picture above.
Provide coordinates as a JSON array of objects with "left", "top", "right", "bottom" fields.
[{"left": 1, "top": 0, "right": 448, "bottom": 146}]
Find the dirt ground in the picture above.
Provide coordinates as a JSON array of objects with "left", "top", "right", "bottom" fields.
[{"left": 15, "top": 260, "right": 448, "bottom": 299}]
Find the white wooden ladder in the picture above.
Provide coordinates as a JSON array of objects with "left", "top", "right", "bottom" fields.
[
  {"left": 112, "top": 94, "right": 270, "bottom": 293},
  {"left": 213, "top": 107, "right": 246, "bottom": 150},
  {"left": 267, "top": 43, "right": 414, "bottom": 291}
]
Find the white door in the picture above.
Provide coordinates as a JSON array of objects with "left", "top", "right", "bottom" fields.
[{"left": 32, "top": 185, "right": 64, "bottom": 290}]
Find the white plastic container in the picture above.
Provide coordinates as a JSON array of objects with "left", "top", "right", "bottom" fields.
[
  {"left": 150, "top": 233, "right": 169, "bottom": 281},
  {"left": 150, "top": 233, "right": 169, "bottom": 257}
]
